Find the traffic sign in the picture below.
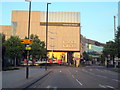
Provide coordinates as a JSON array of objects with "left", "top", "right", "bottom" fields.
[
  {"left": 25, "top": 46, "right": 31, "bottom": 50},
  {"left": 21, "top": 39, "right": 33, "bottom": 44}
]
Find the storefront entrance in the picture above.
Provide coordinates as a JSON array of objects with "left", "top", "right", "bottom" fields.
[{"left": 48, "top": 52, "right": 67, "bottom": 64}]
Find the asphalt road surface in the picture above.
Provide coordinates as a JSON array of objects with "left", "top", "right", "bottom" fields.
[{"left": 28, "top": 65, "right": 120, "bottom": 89}]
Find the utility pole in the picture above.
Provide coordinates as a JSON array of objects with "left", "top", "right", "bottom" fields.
[
  {"left": 114, "top": 16, "right": 116, "bottom": 68},
  {"left": 45, "top": 3, "right": 51, "bottom": 71},
  {"left": 114, "top": 16, "right": 116, "bottom": 39},
  {"left": 25, "top": 0, "right": 31, "bottom": 79}
]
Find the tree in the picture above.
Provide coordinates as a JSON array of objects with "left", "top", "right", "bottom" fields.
[
  {"left": 0, "top": 33, "right": 5, "bottom": 69},
  {"left": 0, "top": 33, "right": 5, "bottom": 55},
  {"left": 103, "top": 41, "right": 116, "bottom": 56},
  {"left": 83, "top": 51, "right": 89, "bottom": 60},
  {"left": 115, "top": 27, "right": 120, "bottom": 58},
  {"left": 3, "top": 36, "right": 25, "bottom": 66},
  {"left": 102, "top": 41, "right": 116, "bottom": 67},
  {"left": 29, "top": 34, "right": 46, "bottom": 61}
]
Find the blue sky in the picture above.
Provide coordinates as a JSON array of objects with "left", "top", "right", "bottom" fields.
[{"left": 0, "top": 2, "right": 119, "bottom": 43}]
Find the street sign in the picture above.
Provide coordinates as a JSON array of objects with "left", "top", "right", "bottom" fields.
[
  {"left": 21, "top": 39, "right": 32, "bottom": 44},
  {"left": 25, "top": 46, "right": 31, "bottom": 50},
  {"left": 107, "top": 54, "right": 111, "bottom": 57}
]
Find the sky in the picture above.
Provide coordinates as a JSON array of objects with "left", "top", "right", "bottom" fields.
[{"left": 0, "top": 1, "right": 119, "bottom": 43}]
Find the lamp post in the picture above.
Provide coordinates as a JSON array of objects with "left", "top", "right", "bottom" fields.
[
  {"left": 45, "top": 3, "right": 51, "bottom": 71},
  {"left": 113, "top": 16, "right": 116, "bottom": 67},
  {"left": 25, "top": 0, "right": 31, "bottom": 79}
]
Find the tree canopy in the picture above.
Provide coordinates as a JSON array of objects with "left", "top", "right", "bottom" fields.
[
  {"left": 115, "top": 27, "right": 120, "bottom": 57},
  {"left": 29, "top": 34, "right": 46, "bottom": 59},
  {"left": 3, "top": 36, "right": 25, "bottom": 59},
  {"left": 102, "top": 41, "right": 116, "bottom": 57}
]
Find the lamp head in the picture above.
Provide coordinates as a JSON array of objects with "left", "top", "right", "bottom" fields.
[
  {"left": 47, "top": 3, "right": 51, "bottom": 4},
  {"left": 25, "top": 0, "right": 31, "bottom": 2}
]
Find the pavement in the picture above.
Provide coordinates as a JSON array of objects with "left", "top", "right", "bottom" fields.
[
  {"left": 2, "top": 65, "right": 120, "bottom": 89},
  {"left": 2, "top": 66, "right": 52, "bottom": 88},
  {"left": 0, "top": 71, "right": 2, "bottom": 90},
  {"left": 28, "top": 65, "right": 120, "bottom": 89},
  {"left": 87, "top": 65, "right": 120, "bottom": 73}
]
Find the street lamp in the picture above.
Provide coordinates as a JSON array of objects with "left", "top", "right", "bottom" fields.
[
  {"left": 45, "top": 3, "right": 51, "bottom": 71},
  {"left": 25, "top": 0, "right": 31, "bottom": 79}
]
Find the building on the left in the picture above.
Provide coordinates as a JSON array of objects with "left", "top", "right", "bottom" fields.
[{"left": 1, "top": 10, "right": 81, "bottom": 67}]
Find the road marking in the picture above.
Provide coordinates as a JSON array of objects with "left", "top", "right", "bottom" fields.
[
  {"left": 46, "top": 85, "right": 51, "bottom": 88},
  {"left": 112, "top": 79, "right": 120, "bottom": 82},
  {"left": 99, "top": 84, "right": 106, "bottom": 88},
  {"left": 60, "top": 70, "right": 62, "bottom": 72},
  {"left": 72, "top": 75, "right": 75, "bottom": 78},
  {"left": 99, "top": 84, "right": 115, "bottom": 89},
  {"left": 76, "top": 79, "right": 83, "bottom": 86},
  {"left": 106, "top": 85, "right": 115, "bottom": 89},
  {"left": 46, "top": 86, "right": 57, "bottom": 89}
]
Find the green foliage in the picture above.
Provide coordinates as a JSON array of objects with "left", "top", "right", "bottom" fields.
[
  {"left": 1, "top": 33, "right": 6, "bottom": 59},
  {"left": 83, "top": 51, "right": 89, "bottom": 60},
  {"left": 29, "top": 34, "right": 46, "bottom": 59},
  {"left": 103, "top": 27, "right": 120, "bottom": 58},
  {"left": 88, "top": 55, "right": 93, "bottom": 60},
  {"left": 3, "top": 36, "right": 25, "bottom": 59},
  {"left": 99, "top": 54, "right": 105, "bottom": 65},
  {"left": 115, "top": 27, "right": 120, "bottom": 57},
  {"left": 102, "top": 41, "right": 116, "bottom": 57},
  {"left": 0, "top": 33, "right": 5, "bottom": 43}
]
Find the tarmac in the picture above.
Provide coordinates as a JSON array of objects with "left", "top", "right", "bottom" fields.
[
  {"left": 2, "top": 66, "right": 52, "bottom": 88},
  {"left": 2, "top": 65, "right": 120, "bottom": 89}
]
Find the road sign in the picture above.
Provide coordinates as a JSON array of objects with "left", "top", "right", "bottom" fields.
[
  {"left": 21, "top": 39, "right": 32, "bottom": 44},
  {"left": 107, "top": 54, "right": 110, "bottom": 57},
  {"left": 25, "top": 46, "right": 31, "bottom": 50}
]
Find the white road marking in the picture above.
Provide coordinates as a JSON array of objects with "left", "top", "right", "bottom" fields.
[
  {"left": 106, "top": 85, "right": 115, "bottom": 89},
  {"left": 99, "top": 84, "right": 106, "bottom": 88},
  {"left": 72, "top": 75, "right": 75, "bottom": 78},
  {"left": 46, "top": 86, "right": 57, "bottom": 89},
  {"left": 112, "top": 79, "right": 120, "bottom": 82},
  {"left": 76, "top": 79, "right": 83, "bottom": 86},
  {"left": 46, "top": 85, "right": 51, "bottom": 88},
  {"left": 99, "top": 84, "right": 115, "bottom": 89},
  {"left": 60, "top": 70, "right": 62, "bottom": 72}
]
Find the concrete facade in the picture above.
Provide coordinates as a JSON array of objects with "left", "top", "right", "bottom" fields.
[
  {"left": 1, "top": 10, "right": 81, "bottom": 66},
  {"left": 11, "top": 11, "right": 81, "bottom": 52},
  {"left": 0, "top": 25, "right": 12, "bottom": 39}
]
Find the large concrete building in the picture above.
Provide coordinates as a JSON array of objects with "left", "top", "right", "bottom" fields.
[
  {"left": 0, "top": 25, "right": 12, "bottom": 39},
  {"left": 81, "top": 35, "right": 105, "bottom": 57},
  {"left": 1, "top": 10, "right": 81, "bottom": 66}
]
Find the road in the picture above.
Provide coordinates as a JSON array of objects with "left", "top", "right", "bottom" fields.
[
  {"left": 28, "top": 65, "right": 119, "bottom": 89},
  {"left": 2, "top": 66, "right": 51, "bottom": 88}
]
